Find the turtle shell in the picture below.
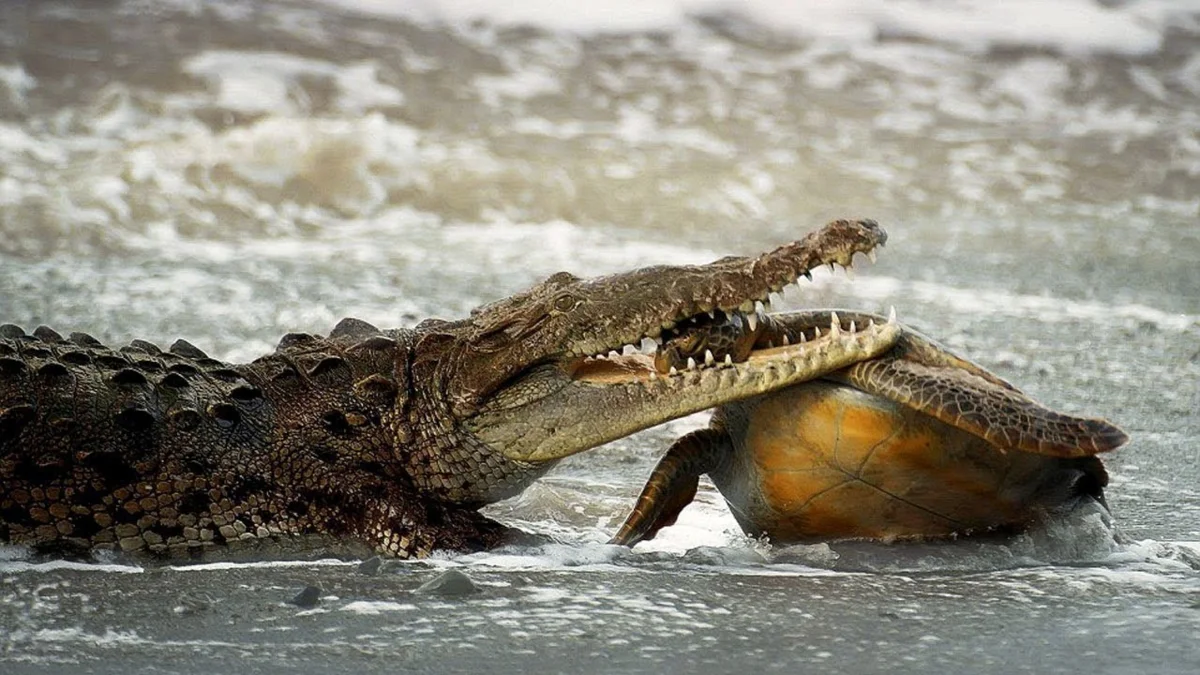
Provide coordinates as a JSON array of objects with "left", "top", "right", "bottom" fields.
[{"left": 710, "top": 380, "right": 1107, "bottom": 542}]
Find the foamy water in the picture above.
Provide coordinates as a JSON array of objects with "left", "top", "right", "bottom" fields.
[
  {"left": 3, "top": 0, "right": 1197, "bottom": 265},
  {"left": 2, "top": 1, "right": 1199, "bottom": 672},
  {"left": 321, "top": 0, "right": 1198, "bottom": 55}
]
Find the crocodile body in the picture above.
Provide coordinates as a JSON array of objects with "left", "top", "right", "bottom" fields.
[
  {"left": 1, "top": 219, "right": 897, "bottom": 560},
  {"left": 0, "top": 321, "right": 529, "bottom": 559}
]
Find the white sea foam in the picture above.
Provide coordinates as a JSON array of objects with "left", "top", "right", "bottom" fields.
[
  {"left": 0, "top": 64, "right": 35, "bottom": 111},
  {"left": 8, "top": 626, "right": 251, "bottom": 651},
  {"left": 168, "top": 558, "right": 357, "bottom": 572},
  {"left": 127, "top": 111, "right": 422, "bottom": 218},
  {"left": 342, "top": 600, "right": 419, "bottom": 615},
  {"left": 0, "top": 556, "right": 362, "bottom": 575},
  {"left": 1012, "top": 540, "right": 1200, "bottom": 594},
  {"left": 316, "top": 0, "right": 1200, "bottom": 55},
  {"left": 20, "top": 627, "right": 146, "bottom": 647},
  {"left": 0, "top": 559, "right": 144, "bottom": 575},
  {"left": 455, "top": 543, "right": 631, "bottom": 572},
  {"left": 182, "top": 51, "right": 405, "bottom": 114},
  {"left": 4, "top": 2, "right": 1196, "bottom": 261},
  {"left": 619, "top": 484, "right": 747, "bottom": 555},
  {"left": 474, "top": 68, "right": 563, "bottom": 107}
]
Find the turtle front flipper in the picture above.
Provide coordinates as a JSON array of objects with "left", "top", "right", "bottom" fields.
[
  {"left": 610, "top": 427, "right": 731, "bottom": 546},
  {"left": 726, "top": 309, "right": 1127, "bottom": 458},
  {"left": 830, "top": 358, "right": 1128, "bottom": 458}
]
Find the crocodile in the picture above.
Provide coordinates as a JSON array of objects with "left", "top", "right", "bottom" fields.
[
  {"left": 611, "top": 310, "right": 1129, "bottom": 546},
  {"left": 0, "top": 219, "right": 899, "bottom": 560}
]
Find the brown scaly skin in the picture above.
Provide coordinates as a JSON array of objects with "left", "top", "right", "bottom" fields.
[
  {"left": 611, "top": 310, "right": 1129, "bottom": 547},
  {"left": 0, "top": 220, "right": 900, "bottom": 561}
]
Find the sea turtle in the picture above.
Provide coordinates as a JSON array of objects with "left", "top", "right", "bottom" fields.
[{"left": 611, "top": 309, "right": 1129, "bottom": 546}]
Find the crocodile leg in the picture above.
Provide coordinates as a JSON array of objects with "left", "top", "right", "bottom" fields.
[{"left": 609, "top": 426, "right": 731, "bottom": 547}]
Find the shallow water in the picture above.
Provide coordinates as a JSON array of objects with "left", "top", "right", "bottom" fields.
[{"left": 1, "top": 1, "right": 1199, "bottom": 673}]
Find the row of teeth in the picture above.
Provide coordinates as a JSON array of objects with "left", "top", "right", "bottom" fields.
[
  {"left": 592, "top": 336, "right": 664, "bottom": 360},
  {"left": 656, "top": 307, "right": 897, "bottom": 376},
  {"left": 660, "top": 299, "right": 772, "bottom": 334},
  {"left": 587, "top": 250, "right": 875, "bottom": 363},
  {"left": 789, "top": 307, "right": 898, "bottom": 344},
  {"left": 591, "top": 305, "right": 771, "bottom": 363}
]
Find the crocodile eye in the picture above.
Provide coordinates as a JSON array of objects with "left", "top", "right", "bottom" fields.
[{"left": 552, "top": 295, "right": 580, "bottom": 313}]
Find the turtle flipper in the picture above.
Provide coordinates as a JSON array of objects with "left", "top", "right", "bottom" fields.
[
  {"left": 610, "top": 427, "right": 730, "bottom": 546},
  {"left": 831, "top": 358, "right": 1128, "bottom": 458}
]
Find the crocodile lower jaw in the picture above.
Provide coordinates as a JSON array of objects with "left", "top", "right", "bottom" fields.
[
  {"left": 471, "top": 315, "right": 902, "bottom": 463},
  {"left": 570, "top": 309, "right": 897, "bottom": 387}
]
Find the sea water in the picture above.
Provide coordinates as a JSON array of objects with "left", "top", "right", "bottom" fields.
[{"left": 1, "top": 1, "right": 1198, "bottom": 672}]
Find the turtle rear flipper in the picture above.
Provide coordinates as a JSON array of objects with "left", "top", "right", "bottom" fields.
[
  {"left": 610, "top": 427, "right": 730, "bottom": 547},
  {"left": 1036, "top": 455, "right": 1110, "bottom": 512},
  {"left": 832, "top": 358, "right": 1128, "bottom": 458}
]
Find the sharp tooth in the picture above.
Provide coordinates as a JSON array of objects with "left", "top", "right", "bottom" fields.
[
  {"left": 708, "top": 310, "right": 716, "bottom": 320},
  {"left": 766, "top": 341, "right": 774, "bottom": 349},
  {"left": 724, "top": 354, "right": 733, "bottom": 365},
  {"left": 704, "top": 350, "right": 715, "bottom": 365},
  {"left": 868, "top": 319, "right": 875, "bottom": 329},
  {"left": 888, "top": 306, "right": 897, "bottom": 324},
  {"left": 747, "top": 313, "right": 758, "bottom": 332},
  {"left": 849, "top": 320, "right": 856, "bottom": 333},
  {"left": 782, "top": 334, "right": 790, "bottom": 345},
  {"left": 829, "top": 312, "right": 841, "bottom": 337},
  {"left": 609, "top": 350, "right": 621, "bottom": 358},
  {"left": 843, "top": 266, "right": 855, "bottom": 279},
  {"left": 687, "top": 357, "right": 697, "bottom": 370},
  {"left": 799, "top": 332, "right": 806, "bottom": 343},
  {"left": 814, "top": 326, "right": 821, "bottom": 338},
  {"left": 669, "top": 366, "right": 678, "bottom": 375},
  {"left": 755, "top": 300, "right": 766, "bottom": 314},
  {"left": 867, "top": 250, "right": 878, "bottom": 264},
  {"left": 640, "top": 337, "right": 658, "bottom": 353}
]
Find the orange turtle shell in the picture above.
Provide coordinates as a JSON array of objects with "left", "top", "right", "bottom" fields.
[{"left": 709, "top": 380, "right": 1107, "bottom": 541}]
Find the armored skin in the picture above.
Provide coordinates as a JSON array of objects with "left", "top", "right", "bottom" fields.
[
  {"left": 1, "top": 219, "right": 897, "bottom": 560},
  {"left": 612, "top": 310, "right": 1129, "bottom": 546}
]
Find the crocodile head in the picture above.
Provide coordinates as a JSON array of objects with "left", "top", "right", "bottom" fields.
[{"left": 439, "top": 219, "right": 902, "bottom": 463}]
